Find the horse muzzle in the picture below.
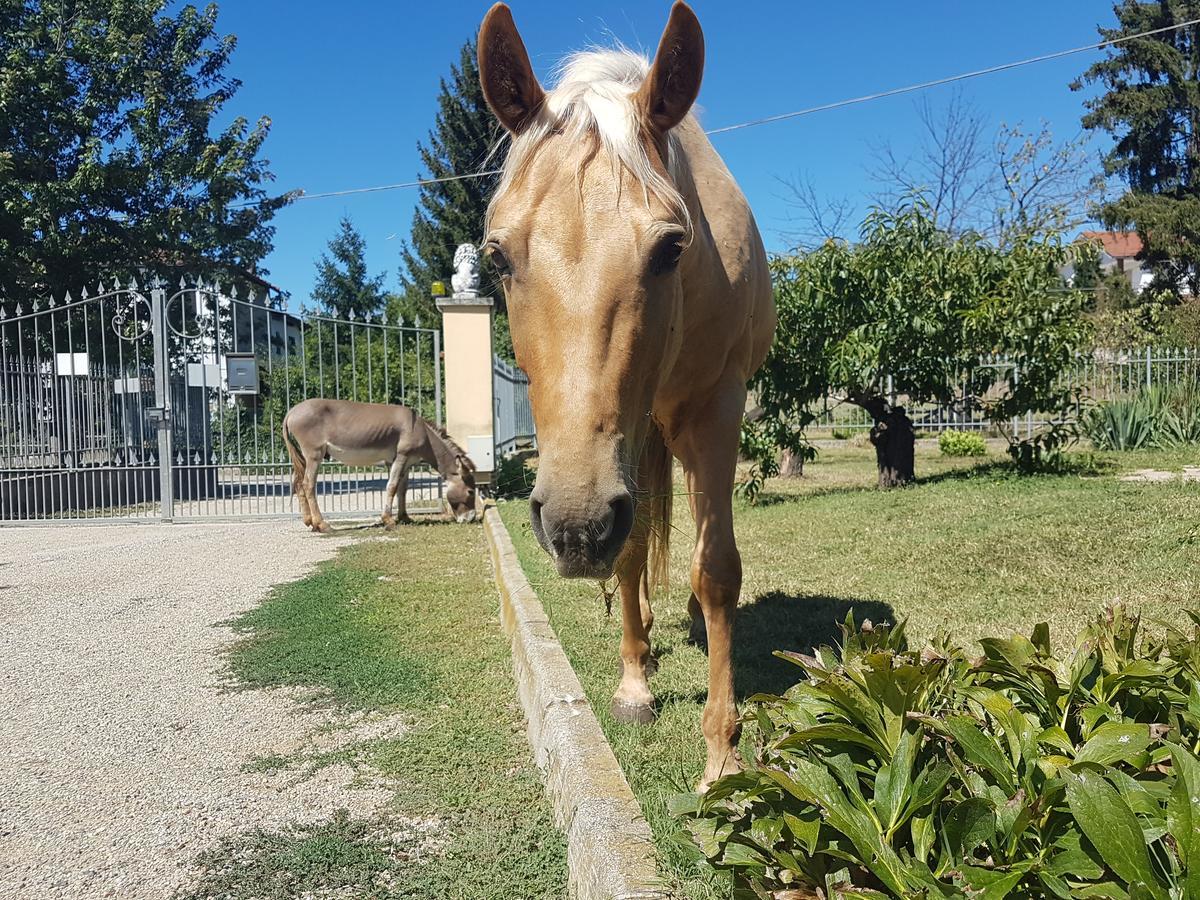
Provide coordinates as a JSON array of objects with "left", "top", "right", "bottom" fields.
[{"left": 529, "top": 489, "right": 635, "bottom": 579}]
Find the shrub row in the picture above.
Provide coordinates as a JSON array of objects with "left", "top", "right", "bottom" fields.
[{"left": 676, "top": 607, "right": 1200, "bottom": 899}]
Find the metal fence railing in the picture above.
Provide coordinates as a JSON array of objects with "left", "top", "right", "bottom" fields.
[
  {"left": 0, "top": 280, "right": 445, "bottom": 523},
  {"left": 809, "top": 346, "right": 1200, "bottom": 435},
  {"left": 493, "top": 355, "right": 536, "bottom": 457}
]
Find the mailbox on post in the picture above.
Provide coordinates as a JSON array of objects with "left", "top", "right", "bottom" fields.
[{"left": 225, "top": 353, "right": 259, "bottom": 395}]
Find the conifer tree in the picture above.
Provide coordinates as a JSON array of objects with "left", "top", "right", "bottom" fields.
[
  {"left": 1074, "top": 2, "right": 1200, "bottom": 297},
  {"left": 311, "top": 217, "right": 386, "bottom": 320},
  {"left": 397, "top": 40, "right": 506, "bottom": 340}
]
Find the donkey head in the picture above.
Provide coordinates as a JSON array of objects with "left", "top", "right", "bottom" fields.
[{"left": 446, "top": 454, "right": 477, "bottom": 523}]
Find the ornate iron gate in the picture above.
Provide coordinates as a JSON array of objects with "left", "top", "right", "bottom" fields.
[{"left": 0, "top": 279, "right": 443, "bottom": 523}]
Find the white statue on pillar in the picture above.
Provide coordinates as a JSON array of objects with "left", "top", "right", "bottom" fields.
[{"left": 451, "top": 243, "right": 481, "bottom": 298}]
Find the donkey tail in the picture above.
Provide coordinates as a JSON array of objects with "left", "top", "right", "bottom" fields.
[
  {"left": 282, "top": 412, "right": 304, "bottom": 473},
  {"left": 642, "top": 420, "right": 673, "bottom": 597}
]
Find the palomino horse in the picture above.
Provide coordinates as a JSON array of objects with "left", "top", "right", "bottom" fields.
[
  {"left": 478, "top": 2, "right": 775, "bottom": 789},
  {"left": 282, "top": 398, "right": 477, "bottom": 532}
]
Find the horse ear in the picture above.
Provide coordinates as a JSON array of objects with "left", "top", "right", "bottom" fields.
[
  {"left": 478, "top": 3, "right": 545, "bottom": 135},
  {"left": 635, "top": 1, "right": 705, "bottom": 134}
]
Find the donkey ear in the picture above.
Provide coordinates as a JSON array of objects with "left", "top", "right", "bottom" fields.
[
  {"left": 636, "top": 1, "right": 705, "bottom": 134},
  {"left": 478, "top": 3, "right": 545, "bottom": 134}
]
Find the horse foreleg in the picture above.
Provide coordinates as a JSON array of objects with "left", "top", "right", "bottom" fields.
[
  {"left": 303, "top": 451, "right": 330, "bottom": 533},
  {"left": 676, "top": 388, "right": 746, "bottom": 792},
  {"left": 611, "top": 542, "right": 656, "bottom": 725}
]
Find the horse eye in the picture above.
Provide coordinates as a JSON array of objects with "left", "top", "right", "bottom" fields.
[
  {"left": 486, "top": 243, "right": 512, "bottom": 278},
  {"left": 649, "top": 233, "right": 685, "bottom": 276}
]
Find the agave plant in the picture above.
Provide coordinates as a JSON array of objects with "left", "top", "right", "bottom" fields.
[
  {"left": 1082, "top": 384, "right": 1200, "bottom": 451},
  {"left": 677, "top": 608, "right": 1200, "bottom": 899}
]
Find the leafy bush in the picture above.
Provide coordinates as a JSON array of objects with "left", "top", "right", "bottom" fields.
[
  {"left": 492, "top": 453, "right": 535, "bottom": 499},
  {"left": 1081, "top": 384, "right": 1200, "bottom": 451},
  {"left": 938, "top": 430, "right": 987, "bottom": 457},
  {"left": 677, "top": 607, "right": 1200, "bottom": 899}
]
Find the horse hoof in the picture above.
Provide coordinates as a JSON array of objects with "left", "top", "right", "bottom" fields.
[
  {"left": 314, "top": 522, "right": 331, "bottom": 534},
  {"left": 610, "top": 698, "right": 656, "bottom": 726},
  {"left": 687, "top": 617, "right": 707, "bottom": 648}
]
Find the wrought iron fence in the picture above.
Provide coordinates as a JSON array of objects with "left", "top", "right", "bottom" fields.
[
  {"left": 0, "top": 279, "right": 446, "bottom": 523},
  {"left": 493, "top": 355, "right": 536, "bottom": 457},
  {"left": 809, "top": 346, "right": 1200, "bottom": 435}
]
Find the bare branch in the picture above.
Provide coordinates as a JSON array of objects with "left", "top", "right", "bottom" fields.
[{"left": 776, "top": 172, "right": 856, "bottom": 250}]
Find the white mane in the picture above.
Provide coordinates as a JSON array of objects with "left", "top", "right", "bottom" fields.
[{"left": 488, "top": 48, "right": 690, "bottom": 233}]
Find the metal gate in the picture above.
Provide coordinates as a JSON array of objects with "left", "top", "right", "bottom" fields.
[{"left": 0, "top": 278, "right": 443, "bottom": 524}]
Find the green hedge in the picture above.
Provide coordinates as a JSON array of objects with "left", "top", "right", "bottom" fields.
[
  {"left": 938, "top": 430, "right": 988, "bottom": 457},
  {"left": 676, "top": 607, "right": 1200, "bottom": 899}
]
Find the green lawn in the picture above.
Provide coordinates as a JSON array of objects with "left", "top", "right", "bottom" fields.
[
  {"left": 187, "top": 524, "right": 567, "bottom": 900},
  {"left": 496, "top": 443, "right": 1200, "bottom": 899}
]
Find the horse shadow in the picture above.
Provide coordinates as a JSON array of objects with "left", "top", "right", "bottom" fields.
[{"left": 679, "top": 591, "right": 897, "bottom": 700}]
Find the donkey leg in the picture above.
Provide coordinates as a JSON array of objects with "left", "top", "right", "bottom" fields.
[
  {"left": 291, "top": 455, "right": 313, "bottom": 527},
  {"left": 611, "top": 539, "right": 656, "bottom": 725},
  {"left": 303, "top": 451, "right": 330, "bottom": 534},
  {"left": 394, "top": 471, "right": 411, "bottom": 524},
  {"left": 380, "top": 457, "right": 404, "bottom": 528},
  {"left": 676, "top": 387, "right": 746, "bottom": 792}
]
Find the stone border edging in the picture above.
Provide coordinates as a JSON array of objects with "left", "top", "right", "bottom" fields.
[{"left": 483, "top": 505, "right": 669, "bottom": 900}]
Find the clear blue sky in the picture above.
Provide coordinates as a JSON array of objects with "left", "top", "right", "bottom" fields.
[{"left": 215, "top": 1, "right": 1115, "bottom": 307}]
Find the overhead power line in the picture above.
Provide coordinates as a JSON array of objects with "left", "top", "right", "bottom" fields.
[
  {"left": 704, "top": 16, "right": 1200, "bottom": 135},
  {"left": 253, "top": 16, "right": 1200, "bottom": 205}
]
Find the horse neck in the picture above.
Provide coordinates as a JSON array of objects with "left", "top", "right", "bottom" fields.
[{"left": 419, "top": 421, "right": 460, "bottom": 477}]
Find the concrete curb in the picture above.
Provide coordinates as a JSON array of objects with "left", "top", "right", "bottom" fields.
[{"left": 483, "top": 506, "right": 670, "bottom": 900}]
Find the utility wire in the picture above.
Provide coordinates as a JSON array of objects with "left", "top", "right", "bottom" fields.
[
  {"left": 249, "top": 16, "right": 1200, "bottom": 205},
  {"left": 704, "top": 16, "right": 1200, "bottom": 135}
]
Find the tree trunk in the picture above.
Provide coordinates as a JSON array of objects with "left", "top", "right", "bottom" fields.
[
  {"left": 869, "top": 405, "right": 915, "bottom": 488},
  {"left": 779, "top": 447, "right": 805, "bottom": 478}
]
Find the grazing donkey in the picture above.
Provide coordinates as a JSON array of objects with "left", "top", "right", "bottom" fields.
[
  {"left": 282, "top": 398, "right": 477, "bottom": 532},
  {"left": 478, "top": 2, "right": 775, "bottom": 790}
]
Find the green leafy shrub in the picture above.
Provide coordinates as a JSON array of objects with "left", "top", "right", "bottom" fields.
[
  {"left": 938, "top": 430, "right": 987, "bottom": 457},
  {"left": 676, "top": 607, "right": 1200, "bottom": 899},
  {"left": 492, "top": 453, "right": 535, "bottom": 499},
  {"left": 1082, "top": 384, "right": 1200, "bottom": 451}
]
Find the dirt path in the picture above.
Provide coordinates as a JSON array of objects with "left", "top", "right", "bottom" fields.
[{"left": 0, "top": 522, "right": 394, "bottom": 899}]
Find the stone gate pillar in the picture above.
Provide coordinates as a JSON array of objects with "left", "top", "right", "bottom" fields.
[{"left": 435, "top": 282, "right": 495, "bottom": 485}]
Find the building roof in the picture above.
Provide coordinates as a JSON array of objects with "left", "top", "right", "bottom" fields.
[{"left": 1079, "top": 230, "right": 1144, "bottom": 259}]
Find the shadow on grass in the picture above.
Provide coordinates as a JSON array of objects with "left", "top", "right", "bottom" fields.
[
  {"left": 668, "top": 591, "right": 896, "bottom": 703},
  {"left": 733, "top": 591, "right": 896, "bottom": 697},
  {"left": 748, "top": 453, "right": 1114, "bottom": 508}
]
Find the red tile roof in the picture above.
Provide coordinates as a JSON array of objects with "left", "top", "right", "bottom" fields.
[{"left": 1079, "top": 230, "right": 1144, "bottom": 259}]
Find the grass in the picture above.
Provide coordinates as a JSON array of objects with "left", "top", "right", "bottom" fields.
[
  {"left": 496, "top": 443, "right": 1200, "bottom": 899},
  {"left": 186, "top": 522, "right": 567, "bottom": 900}
]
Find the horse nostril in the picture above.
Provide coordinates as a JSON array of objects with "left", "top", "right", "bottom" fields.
[
  {"left": 600, "top": 493, "right": 635, "bottom": 556},
  {"left": 529, "top": 497, "right": 550, "bottom": 551}
]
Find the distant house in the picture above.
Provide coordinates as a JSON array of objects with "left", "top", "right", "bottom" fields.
[{"left": 1076, "top": 231, "right": 1154, "bottom": 294}]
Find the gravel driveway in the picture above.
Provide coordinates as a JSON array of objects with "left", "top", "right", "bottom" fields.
[{"left": 0, "top": 522, "right": 393, "bottom": 899}]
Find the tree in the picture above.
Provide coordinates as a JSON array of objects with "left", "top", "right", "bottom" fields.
[
  {"left": 784, "top": 94, "right": 1101, "bottom": 252},
  {"left": 1074, "top": 1, "right": 1200, "bottom": 298},
  {"left": 310, "top": 217, "right": 386, "bottom": 320},
  {"left": 0, "top": 1, "right": 289, "bottom": 301},
  {"left": 397, "top": 39, "right": 504, "bottom": 338},
  {"left": 746, "top": 199, "right": 1093, "bottom": 494}
]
